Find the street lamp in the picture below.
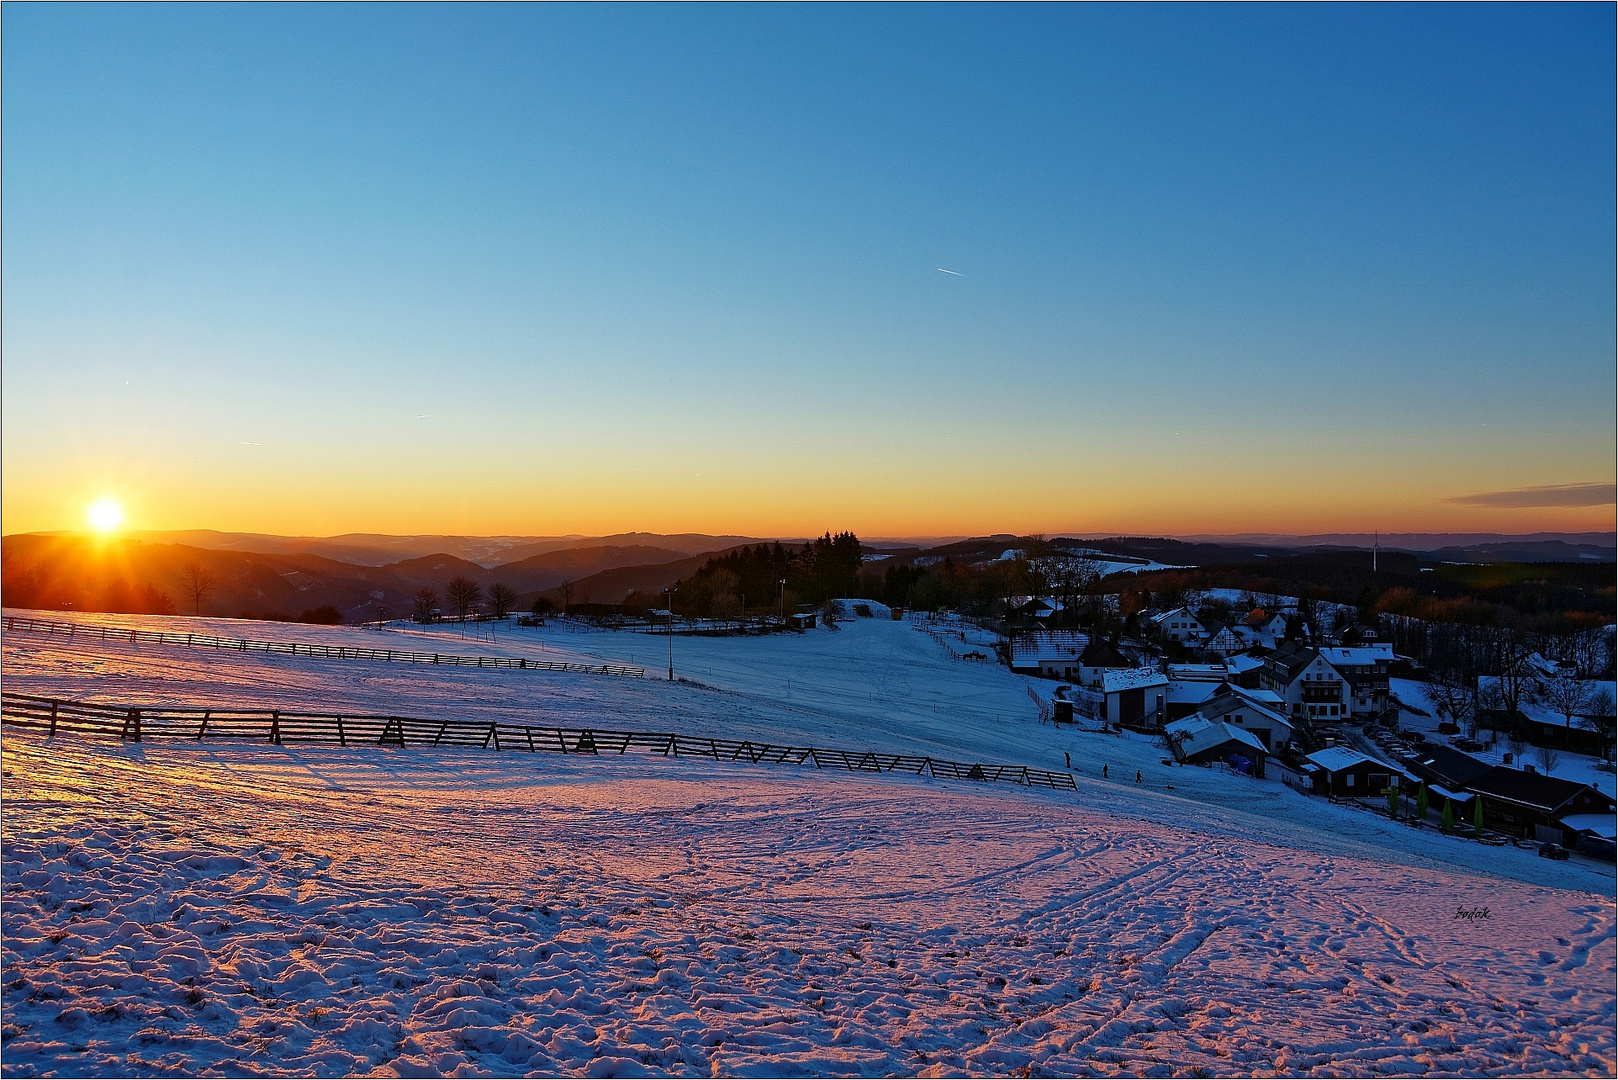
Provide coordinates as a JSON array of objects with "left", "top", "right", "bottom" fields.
[
  {"left": 779, "top": 579, "right": 786, "bottom": 625},
  {"left": 663, "top": 586, "right": 678, "bottom": 681}
]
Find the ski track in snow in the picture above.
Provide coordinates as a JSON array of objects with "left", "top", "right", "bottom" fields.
[
  {"left": 3, "top": 737, "right": 1612, "bottom": 1078},
  {"left": 2, "top": 611, "right": 1615, "bottom": 1076}
]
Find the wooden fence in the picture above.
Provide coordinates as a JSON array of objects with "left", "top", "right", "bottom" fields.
[
  {"left": 1, "top": 614, "right": 643, "bottom": 677},
  {"left": 0, "top": 692, "right": 1077, "bottom": 792}
]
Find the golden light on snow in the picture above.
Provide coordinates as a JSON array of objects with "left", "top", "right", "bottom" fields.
[{"left": 86, "top": 497, "right": 125, "bottom": 534}]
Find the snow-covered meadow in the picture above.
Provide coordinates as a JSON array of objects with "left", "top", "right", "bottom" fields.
[{"left": 3, "top": 609, "right": 1616, "bottom": 1076}]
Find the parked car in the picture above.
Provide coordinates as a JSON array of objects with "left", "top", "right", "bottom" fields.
[{"left": 1538, "top": 843, "right": 1571, "bottom": 861}]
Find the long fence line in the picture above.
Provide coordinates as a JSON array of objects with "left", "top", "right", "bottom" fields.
[
  {"left": 1, "top": 615, "right": 644, "bottom": 678},
  {"left": 0, "top": 692, "right": 1077, "bottom": 792}
]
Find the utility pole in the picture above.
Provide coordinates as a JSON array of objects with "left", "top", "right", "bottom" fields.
[
  {"left": 664, "top": 586, "right": 677, "bottom": 681},
  {"left": 779, "top": 579, "right": 786, "bottom": 625}
]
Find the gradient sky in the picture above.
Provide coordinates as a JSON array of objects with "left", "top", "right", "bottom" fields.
[{"left": 4, "top": 4, "right": 1614, "bottom": 539}]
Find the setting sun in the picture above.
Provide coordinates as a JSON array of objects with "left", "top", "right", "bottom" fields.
[{"left": 85, "top": 498, "right": 124, "bottom": 534}]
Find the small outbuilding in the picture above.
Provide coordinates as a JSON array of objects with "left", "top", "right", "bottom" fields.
[
  {"left": 1165, "top": 716, "right": 1269, "bottom": 777},
  {"left": 1101, "top": 668, "right": 1169, "bottom": 729},
  {"left": 1304, "top": 747, "right": 1402, "bottom": 800}
]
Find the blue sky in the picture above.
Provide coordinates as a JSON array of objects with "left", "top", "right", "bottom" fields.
[{"left": 3, "top": 4, "right": 1613, "bottom": 537}]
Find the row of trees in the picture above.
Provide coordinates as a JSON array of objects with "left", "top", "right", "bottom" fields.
[{"left": 412, "top": 577, "right": 520, "bottom": 622}]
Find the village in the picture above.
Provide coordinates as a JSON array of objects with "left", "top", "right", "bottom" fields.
[{"left": 1003, "top": 581, "right": 1617, "bottom": 864}]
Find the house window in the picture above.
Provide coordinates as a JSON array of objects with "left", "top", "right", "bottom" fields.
[{"left": 1346, "top": 773, "right": 1355, "bottom": 788}]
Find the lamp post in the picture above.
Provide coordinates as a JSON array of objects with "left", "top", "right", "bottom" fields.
[
  {"left": 664, "top": 586, "right": 677, "bottom": 681},
  {"left": 779, "top": 579, "right": 786, "bottom": 625}
]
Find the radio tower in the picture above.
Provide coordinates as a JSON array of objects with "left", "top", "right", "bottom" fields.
[{"left": 1373, "top": 530, "right": 1379, "bottom": 573}]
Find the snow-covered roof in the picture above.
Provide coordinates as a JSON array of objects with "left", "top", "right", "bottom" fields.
[
  {"left": 1560, "top": 813, "right": 1618, "bottom": 839},
  {"left": 1151, "top": 607, "right": 1197, "bottom": 625},
  {"left": 1192, "top": 688, "right": 1292, "bottom": 732},
  {"left": 1305, "top": 747, "right": 1380, "bottom": 773},
  {"left": 1010, "top": 630, "right": 1088, "bottom": 664},
  {"left": 1167, "top": 664, "right": 1225, "bottom": 681},
  {"left": 1102, "top": 668, "right": 1168, "bottom": 694},
  {"left": 1319, "top": 647, "right": 1391, "bottom": 666},
  {"left": 1167, "top": 679, "right": 1220, "bottom": 705},
  {"left": 1225, "top": 653, "right": 1267, "bottom": 674},
  {"left": 1173, "top": 719, "right": 1267, "bottom": 759}
]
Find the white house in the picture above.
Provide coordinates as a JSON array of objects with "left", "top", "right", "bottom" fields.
[
  {"left": 1182, "top": 684, "right": 1294, "bottom": 751},
  {"left": 1201, "top": 624, "right": 1247, "bottom": 657},
  {"left": 1077, "top": 639, "right": 1133, "bottom": 687},
  {"left": 1316, "top": 647, "right": 1391, "bottom": 717},
  {"left": 1009, "top": 630, "right": 1088, "bottom": 679},
  {"left": 1262, "top": 642, "right": 1349, "bottom": 721},
  {"left": 1101, "top": 668, "right": 1169, "bottom": 728},
  {"left": 1151, "top": 607, "right": 1207, "bottom": 645}
]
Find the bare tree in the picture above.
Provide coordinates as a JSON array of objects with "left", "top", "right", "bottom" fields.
[
  {"left": 178, "top": 562, "right": 218, "bottom": 616},
  {"left": 412, "top": 587, "right": 438, "bottom": 623},
  {"left": 446, "top": 576, "right": 482, "bottom": 621},
  {"left": 1541, "top": 669, "right": 1592, "bottom": 745},
  {"left": 1431, "top": 677, "right": 1475, "bottom": 736},
  {"left": 1534, "top": 742, "right": 1562, "bottom": 776},
  {"left": 557, "top": 581, "right": 575, "bottom": 615},
  {"left": 1506, "top": 726, "right": 1529, "bottom": 766},
  {"left": 1494, "top": 629, "right": 1537, "bottom": 715},
  {"left": 1578, "top": 686, "right": 1616, "bottom": 761},
  {"left": 487, "top": 583, "right": 517, "bottom": 621}
]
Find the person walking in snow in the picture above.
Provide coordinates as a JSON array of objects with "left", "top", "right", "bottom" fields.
[
  {"left": 1064, "top": 751, "right": 1071, "bottom": 770},
  {"left": 1102, "top": 764, "right": 1108, "bottom": 779},
  {"left": 1136, "top": 769, "right": 1142, "bottom": 784}
]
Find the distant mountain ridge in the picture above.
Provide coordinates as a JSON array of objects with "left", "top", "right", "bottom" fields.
[{"left": 99, "top": 530, "right": 793, "bottom": 568}]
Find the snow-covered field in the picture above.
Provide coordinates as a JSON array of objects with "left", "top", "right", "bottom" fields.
[
  {"left": 5, "top": 733, "right": 1614, "bottom": 1077},
  {"left": 3, "top": 609, "right": 1616, "bottom": 1076}
]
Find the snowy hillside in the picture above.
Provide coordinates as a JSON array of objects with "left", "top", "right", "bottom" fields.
[
  {"left": 3, "top": 609, "right": 1615, "bottom": 1076},
  {"left": 4, "top": 733, "right": 1613, "bottom": 1077}
]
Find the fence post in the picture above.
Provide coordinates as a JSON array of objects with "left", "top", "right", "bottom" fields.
[
  {"left": 198, "top": 711, "right": 210, "bottom": 739},
  {"left": 49, "top": 700, "right": 59, "bottom": 737},
  {"left": 337, "top": 716, "right": 346, "bottom": 747},
  {"left": 269, "top": 711, "right": 282, "bottom": 745},
  {"left": 123, "top": 708, "right": 142, "bottom": 742}
]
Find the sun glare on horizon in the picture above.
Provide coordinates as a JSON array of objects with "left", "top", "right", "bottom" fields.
[{"left": 86, "top": 498, "right": 124, "bottom": 534}]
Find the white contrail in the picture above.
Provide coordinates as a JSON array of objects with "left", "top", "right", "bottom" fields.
[{"left": 937, "top": 268, "right": 964, "bottom": 275}]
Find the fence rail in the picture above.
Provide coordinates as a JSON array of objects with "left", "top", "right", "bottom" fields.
[
  {"left": 0, "top": 692, "right": 1076, "bottom": 792},
  {"left": 1, "top": 615, "right": 643, "bottom": 678}
]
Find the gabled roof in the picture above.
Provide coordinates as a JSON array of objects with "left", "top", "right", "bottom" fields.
[
  {"left": 1265, "top": 641, "right": 1323, "bottom": 681},
  {"left": 1561, "top": 813, "right": 1618, "bottom": 839},
  {"left": 1167, "top": 679, "right": 1221, "bottom": 706},
  {"left": 1009, "top": 630, "right": 1089, "bottom": 663},
  {"left": 1151, "top": 606, "right": 1200, "bottom": 625},
  {"left": 1305, "top": 746, "right": 1381, "bottom": 773},
  {"left": 1225, "top": 652, "right": 1268, "bottom": 674},
  {"left": 1404, "top": 745, "right": 1493, "bottom": 791},
  {"left": 1194, "top": 686, "right": 1293, "bottom": 732},
  {"left": 1171, "top": 718, "right": 1267, "bottom": 759},
  {"left": 1077, "top": 639, "right": 1130, "bottom": 668},
  {"left": 1466, "top": 767, "right": 1615, "bottom": 815},
  {"left": 1102, "top": 667, "right": 1168, "bottom": 694},
  {"left": 1318, "top": 647, "right": 1390, "bottom": 668}
]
